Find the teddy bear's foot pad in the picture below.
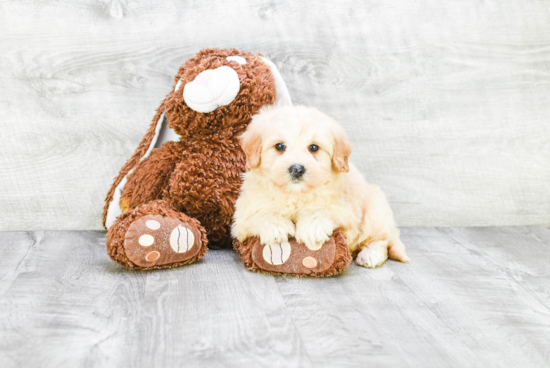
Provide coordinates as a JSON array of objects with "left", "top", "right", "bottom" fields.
[
  {"left": 124, "top": 215, "right": 202, "bottom": 268},
  {"left": 251, "top": 237, "right": 336, "bottom": 275}
]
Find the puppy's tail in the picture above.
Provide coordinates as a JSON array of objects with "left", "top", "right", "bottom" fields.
[{"left": 388, "top": 239, "right": 409, "bottom": 263}]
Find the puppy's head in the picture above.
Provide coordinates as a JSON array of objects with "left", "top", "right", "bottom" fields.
[{"left": 240, "top": 105, "right": 352, "bottom": 192}]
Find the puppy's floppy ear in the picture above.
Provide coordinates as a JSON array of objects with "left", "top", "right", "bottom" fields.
[
  {"left": 331, "top": 122, "right": 352, "bottom": 173},
  {"left": 239, "top": 125, "right": 262, "bottom": 170}
]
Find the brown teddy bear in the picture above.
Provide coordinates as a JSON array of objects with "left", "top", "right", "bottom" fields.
[{"left": 103, "top": 48, "right": 351, "bottom": 275}]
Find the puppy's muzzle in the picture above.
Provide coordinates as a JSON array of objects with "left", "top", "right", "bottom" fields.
[{"left": 289, "top": 164, "right": 306, "bottom": 179}]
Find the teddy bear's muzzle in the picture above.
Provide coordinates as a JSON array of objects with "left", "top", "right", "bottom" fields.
[{"left": 183, "top": 66, "right": 241, "bottom": 113}]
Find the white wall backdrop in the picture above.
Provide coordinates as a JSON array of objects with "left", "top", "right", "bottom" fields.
[{"left": 1, "top": 0, "right": 549, "bottom": 231}]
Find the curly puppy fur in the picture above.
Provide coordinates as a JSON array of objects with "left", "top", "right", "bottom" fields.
[
  {"left": 232, "top": 105, "right": 409, "bottom": 269},
  {"left": 103, "top": 48, "right": 277, "bottom": 269}
]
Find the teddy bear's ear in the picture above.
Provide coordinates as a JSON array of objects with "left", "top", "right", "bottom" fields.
[
  {"left": 103, "top": 108, "right": 168, "bottom": 228},
  {"left": 261, "top": 57, "right": 292, "bottom": 106},
  {"left": 239, "top": 125, "right": 262, "bottom": 170},
  {"left": 275, "top": 97, "right": 292, "bottom": 107}
]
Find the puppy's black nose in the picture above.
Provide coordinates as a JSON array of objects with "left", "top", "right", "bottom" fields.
[{"left": 289, "top": 164, "right": 306, "bottom": 178}]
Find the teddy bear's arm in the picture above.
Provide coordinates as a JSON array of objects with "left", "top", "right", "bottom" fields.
[{"left": 118, "top": 141, "right": 184, "bottom": 213}]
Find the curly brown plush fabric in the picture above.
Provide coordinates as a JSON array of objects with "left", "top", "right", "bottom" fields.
[
  {"left": 106, "top": 199, "right": 208, "bottom": 270},
  {"left": 103, "top": 48, "right": 277, "bottom": 269},
  {"left": 233, "top": 229, "right": 352, "bottom": 277}
]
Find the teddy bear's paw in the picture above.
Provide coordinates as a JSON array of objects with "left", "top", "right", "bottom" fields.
[
  {"left": 124, "top": 215, "right": 202, "bottom": 268},
  {"left": 250, "top": 236, "right": 337, "bottom": 275}
]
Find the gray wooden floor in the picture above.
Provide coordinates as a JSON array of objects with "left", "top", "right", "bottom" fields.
[{"left": 1, "top": 226, "right": 550, "bottom": 368}]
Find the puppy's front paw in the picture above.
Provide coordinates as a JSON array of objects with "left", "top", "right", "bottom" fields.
[
  {"left": 356, "top": 241, "right": 389, "bottom": 268},
  {"left": 258, "top": 218, "right": 295, "bottom": 246},
  {"left": 296, "top": 217, "right": 334, "bottom": 251}
]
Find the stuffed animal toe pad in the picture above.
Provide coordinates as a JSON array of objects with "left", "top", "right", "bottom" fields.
[
  {"left": 233, "top": 229, "right": 352, "bottom": 277},
  {"left": 124, "top": 215, "right": 203, "bottom": 268},
  {"left": 106, "top": 200, "right": 208, "bottom": 270}
]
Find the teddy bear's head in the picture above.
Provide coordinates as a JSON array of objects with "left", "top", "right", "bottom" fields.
[{"left": 162, "top": 48, "right": 278, "bottom": 139}]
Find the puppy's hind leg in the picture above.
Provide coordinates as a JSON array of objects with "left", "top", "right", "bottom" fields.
[
  {"left": 355, "top": 238, "right": 409, "bottom": 268},
  {"left": 388, "top": 238, "right": 409, "bottom": 263},
  {"left": 355, "top": 240, "right": 389, "bottom": 268}
]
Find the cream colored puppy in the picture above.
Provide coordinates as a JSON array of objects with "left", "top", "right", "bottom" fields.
[{"left": 232, "top": 105, "right": 408, "bottom": 268}]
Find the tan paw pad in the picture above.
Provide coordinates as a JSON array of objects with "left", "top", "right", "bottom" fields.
[
  {"left": 251, "top": 236, "right": 336, "bottom": 275},
  {"left": 302, "top": 256, "right": 318, "bottom": 269},
  {"left": 146, "top": 251, "right": 160, "bottom": 261}
]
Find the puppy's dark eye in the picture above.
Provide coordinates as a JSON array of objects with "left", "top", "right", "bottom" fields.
[
  {"left": 309, "top": 144, "right": 319, "bottom": 152},
  {"left": 275, "top": 143, "right": 286, "bottom": 152}
]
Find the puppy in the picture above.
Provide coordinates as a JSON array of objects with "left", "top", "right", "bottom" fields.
[{"left": 231, "top": 105, "right": 408, "bottom": 268}]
